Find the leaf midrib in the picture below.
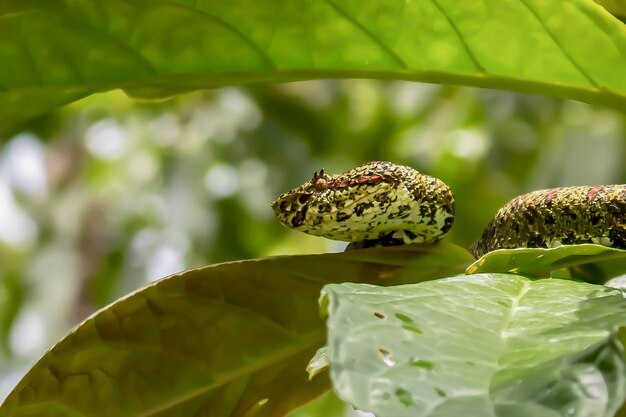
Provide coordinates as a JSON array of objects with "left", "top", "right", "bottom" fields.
[{"left": 12, "top": 328, "right": 326, "bottom": 417}]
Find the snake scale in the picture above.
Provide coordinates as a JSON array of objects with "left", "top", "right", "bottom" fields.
[{"left": 272, "top": 161, "right": 626, "bottom": 258}]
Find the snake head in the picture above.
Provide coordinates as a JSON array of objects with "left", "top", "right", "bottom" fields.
[
  {"left": 271, "top": 168, "right": 330, "bottom": 229},
  {"left": 272, "top": 162, "right": 455, "bottom": 244}
]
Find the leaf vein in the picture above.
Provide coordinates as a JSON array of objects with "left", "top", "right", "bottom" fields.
[
  {"left": 429, "top": 0, "right": 485, "bottom": 73},
  {"left": 61, "top": 2, "right": 160, "bottom": 77},
  {"left": 518, "top": 0, "right": 599, "bottom": 89},
  {"left": 577, "top": 2, "right": 626, "bottom": 64},
  {"left": 498, "top": 281, "right": 532, "bottom": 344},
  {"left": 0, "top": 8, "right": 41, "bottom": 21},
  {"left": 136, "top": 329, "right": 325, "bottom": 417},
  {"left": 175, "top": 2, "right": 278, "bottom": 70},
  {"left": 323, "top": 0, "right": 408, "bottom": 68},
  {"left": 303, "top": 0, "right": 318, "bottom": 67},
  {"left": 17, "top": 19, "right": 42, "bottom": 87}
]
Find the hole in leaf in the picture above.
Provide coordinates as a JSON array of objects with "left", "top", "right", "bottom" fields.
[
  {"left": 396, "top": 388, "right": 414, "bottom": 407},
  {"left": 409, "top": 359, "right": 433, "bottom": 370},
  {"left": 377, "top": 348, "right": 396, "bottom": 367},
  {"left": 395, "top": 313, "right": 413, "bottom": 323},
  {"left": 374, "top": 311, "right": 386, "bottom": 319}
]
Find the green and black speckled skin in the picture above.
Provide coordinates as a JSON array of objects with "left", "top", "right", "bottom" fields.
[
  {"left": 274, "top": 162, "right": 626, "bottom": 257},
  {"left": 470, "top": 185, "right": 626, "bottom": 258},
  {"left": 272, "top": 161, "right": 455, "bottom": 247}
]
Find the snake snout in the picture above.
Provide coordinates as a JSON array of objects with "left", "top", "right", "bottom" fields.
[
  {"left": 272, "top": 193, "right": 312, "bottom": 229},
  {"left": 271, "top": 198, "right": 287, "bottom": 216}
]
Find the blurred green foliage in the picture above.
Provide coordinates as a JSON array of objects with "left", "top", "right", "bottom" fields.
[{"left": 0, "top": 82, "right": 625, "bottom": 401}]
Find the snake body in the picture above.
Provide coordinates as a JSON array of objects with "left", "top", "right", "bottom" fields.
[
  {"left": 469, "top": 185, "right": 626, "bottom": 257},
  {"left": 272, "top": 161, "right": 626, "bottom": 257}
]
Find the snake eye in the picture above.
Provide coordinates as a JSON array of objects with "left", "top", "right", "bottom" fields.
[{"left": 314, "top": 178, "right": 327, "bottom": 192}]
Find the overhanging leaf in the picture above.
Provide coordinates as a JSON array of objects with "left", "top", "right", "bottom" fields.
[
  {"left": 0, "top": 242, "right": 470, "bottom": 417},
  {"left": 595, "top": 0, "right": 626, "bottom": 18},
  {"left": 322, "top": 275, "right": 626, "bottom": 417},
  {"left": 466, "top": 244, "right": 626, "bottom": 277},
  {"left": 2, "top": 0, "right": 626, "bottom": 130}
]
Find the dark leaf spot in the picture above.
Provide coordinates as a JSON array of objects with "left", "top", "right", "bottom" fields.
[
  {"left": 395, "top": 313, "right": 413, "bottom": 323},
  {"left": 403, "top": 325, "right": 422, "bottom": 334},
  {"left": 396, "top": 388, "right": 414, "bottom": 407},
  {"left": 409, "top": 359, "right": 433, "bottom": 370}
]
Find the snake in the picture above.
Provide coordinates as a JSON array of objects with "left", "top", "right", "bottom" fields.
[{"left": 272, "top": 161, "right": 626, "bottom": 258}]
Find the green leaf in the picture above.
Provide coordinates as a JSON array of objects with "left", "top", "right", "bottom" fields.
[
  {"left": 306, "top": 346, "right": 329, "bottom": 380},
  {"left": 2, "top": 0, "right": 626, "bottom": 130},
  {"left": 285, "top": 391, "right": 346, "bottom": 417},
  {"left": 322, "top": 275, "right": 626, "bottom": 417},
  {"left": 0, "top": 242, "right": 469, "bottom": 417},
  {"left": 466, "top": 244, "right": 626, "bottom": 278},
  {"left": 595, "top": 0, "right": 626, "bottom": 18}
]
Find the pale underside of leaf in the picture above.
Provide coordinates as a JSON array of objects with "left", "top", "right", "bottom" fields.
[{"left": 322, "top": 275, "right": 626, "bottom": 417}]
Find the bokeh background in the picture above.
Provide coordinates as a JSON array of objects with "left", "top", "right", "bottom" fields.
[{"left": 1, "top": 81, "right": 625, "bottom": 408}]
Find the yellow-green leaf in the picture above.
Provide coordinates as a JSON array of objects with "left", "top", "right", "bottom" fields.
[{"left": 466, "top": 244, "right": 626, "bottom": 277}]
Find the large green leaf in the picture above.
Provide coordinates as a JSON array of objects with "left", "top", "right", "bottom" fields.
[
  {"left": 466, "top": 244, "right": 626, "bottom": 278},
  {"left": 321, "top": 275, "right": 626, "bottom": 417},
  {"left": 0, "top": 242, "right": 472, "bottom": 417},
  {"left": 595, "top": 0, "right": 626, "bottom": 18},
  {"left": 2, "top": 0, "right": 626, "bottom": 131}
]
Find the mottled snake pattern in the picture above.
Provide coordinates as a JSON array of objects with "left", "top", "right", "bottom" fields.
[{"left": 272, "top": 161, "right": 626, "bottom": 258}]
